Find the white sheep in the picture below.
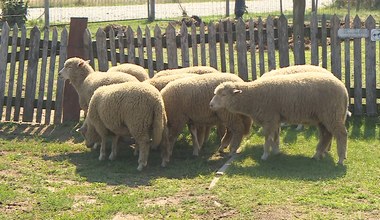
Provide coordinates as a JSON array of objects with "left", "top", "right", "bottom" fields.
[
  {"left": 107, "top": 63, "right": 149, "bottom": 82},
  {"left": 77, "top": 82, "right": 169, "bottom": 171},
  {"left": 153, "top": 66, "right": 219, "bottom": 78},
  {"left": 261, "top": 64, "right": 333, "bottom": 131},
  {"left": 210, "top": 72, "right": 349, "bottom": 164},
  {"left": 160, "top": 73, "right": 252, "bottom": 159},
  {"left": 58, "top": 57, "right": 139, "bottom": 114},
  {"left": 145, "top": 73, "right": 224, "bottom": 156}
]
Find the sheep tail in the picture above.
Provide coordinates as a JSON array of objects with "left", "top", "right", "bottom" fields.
[{"left": 152, "top": 104, "right": 165, "bottom": 148}]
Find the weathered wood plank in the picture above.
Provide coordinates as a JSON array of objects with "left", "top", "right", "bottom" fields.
[
  {"left": 208, "top": 22, "right": 217, "bottom": 69},
  {"left": 54, "top": 27, "right": 68, "bottom": 124},
  {"left": 145, "top": 26, "right": 154, "bottom": 77},
  {"left": 137, "top": 26, "right": 145, "bottom": 67},
  {"left": 344, "top": 14, "right": 351, "bottom": 107},
  {"left": 0, "top": 22, "right": 10, "bottom": 120},
  {"left": 321, "top": 15, "right": 327, "bottom": 68},
  {"left": 45, "top": 27, "right": 58, "bottom": 124},
  {"left": 353, "top": 16, "right": 362, "bottom": 115},
  {"left": 200, "top": 22, "right": 206, "bottom": 66},
  {"left": 96, "top": 28, "right": 108, "bottom": 71},
  {"left": 278, "top": 14, "right": 289, "bottom": 68},
  {"left": 109, "top": 28, "right": 117, "bottom": 67},
  {"left": 23, "top": 26, "right": 41, "bottom": 122},
  {"left": 166, "top": 24, "right": 178, "bottom": 69},
  {"left": 249, "top": 19, "right": 257, "bottom": 81},
  {"left": 219, "top": 20, "right": 226, "bottom": 72},
  {"left": 258, "top": 17, "right": 265, "bottom": 75},
  {"left": 365, "top": 16, "right": 377, "bottom": 116},
  {"left": 36, "top": 28, "right": 50, "bottom": 123},
  {"left": 126, "top": 26, "right": 135, "bottom": 64},
  {"left": 191, "top": 23, "right": 198, "bottom": 66},
  {"left": 154, "top": 25, "right": 164, "bottom": 72},
  {"left": 310, "top": 12, "right": 319, "bottom": 65},
  {"left": 83, "top": 28, "right": 95, "bottom": 69},
  {"left": 13, "top": 25, "right": 27, "bottom": 122},
  {"left": 236, "top": 18, "right": 248, "bottom": 81},
  {"left": 117, "top": 29, "right": 126, "bottom": 64},
  {"left": 5, "top": 24, "right": 18, "bottom": 121},
  {"left": 180, "top": 22, "right": 189, "bottom": 68},
  {"left": 266, "top": 16, "right": 276, "bottom": 71},
  {"left": 330, "top": 15, "right": 341, "bottom": 79},
  {"left": 227, "top": 19, "right": 234, "bottom": 73}
]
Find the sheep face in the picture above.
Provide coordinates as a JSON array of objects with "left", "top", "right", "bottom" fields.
[
  {"left": 210, "top": 82, "right": 242, "bottom": 111},
  {"left": 58, "top": 57, "right": 91, "bottom": 80},
  {"left": 77, "top": 121, "right": 100, "bottom": 148}
]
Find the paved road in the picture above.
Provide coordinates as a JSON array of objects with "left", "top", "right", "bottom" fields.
[{"left": 25, "top": 0, "right": 333, "bottom": 23}]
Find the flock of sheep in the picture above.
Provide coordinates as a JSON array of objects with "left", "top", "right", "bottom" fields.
[{"left": 58, "top": 58, "right": 350, "bottom": 171}]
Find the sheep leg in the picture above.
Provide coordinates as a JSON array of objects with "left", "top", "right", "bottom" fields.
[
  {"left": 196, "top": 125, "right": 209, "bottom": 149},
  {"left": 218, "top": 128, "right": 232, "bottom": 153},
  {"left": 261, "top": 125, "right": 277, "bottom": 160},
  {"left": 136, "top": 139, "right": 150, "bottom": 171},
  {"left": 216, "top": 124, "right": 226, "bottom": 140},
  {"left": 188, "top": 123, "right": 200, "bottom": 156},
  {"left": 160, "top": 127, "right": 171, "bottom": 167},
  {"left": 228, "top": 131, "right": 244, "bottom": 156},
  {"left": 313, "top": 124, "right": 333, "bottom": 160},
  {"left": 99, "top": 137, "right": 107, "bottom": 161},
  {"left": 332, "top": 125, "right": 348, "bottom": 165},
  {"left": 271, "top": 126, "right": 281, "bottom": 155},
  {"left": 109, "top": 135, "right": 120, "bottom": 161}
]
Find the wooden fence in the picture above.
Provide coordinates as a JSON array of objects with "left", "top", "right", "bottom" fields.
[{"left": 0, "top": 14, "right": 379, "bottom": 124}]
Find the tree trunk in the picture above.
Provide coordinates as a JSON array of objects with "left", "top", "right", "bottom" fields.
[{"left": 293, "top": 0, "right": 306, "bottom": 65}]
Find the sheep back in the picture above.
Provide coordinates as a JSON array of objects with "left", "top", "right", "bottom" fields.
[
  {"left": 261, "top": 64, "right": 332, "bottom": 78},
  {"left": 145, "top": 73, "right": 199, "bottom": 91},
  {"left": 107, "top": 63, "right": 149, "bottom": 82},
  {"left": 153, "top": 66, "right": 219, "bottom": 78}
]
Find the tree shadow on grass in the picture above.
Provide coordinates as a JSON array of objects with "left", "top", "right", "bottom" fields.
[
  {"left": 43, "top": 129, "right": 229, "bottom": 187},
  {"left": 227, "top": 145, "right": 347, "bottom": 181}
]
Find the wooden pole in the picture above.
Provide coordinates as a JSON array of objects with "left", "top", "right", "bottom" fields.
[
  {"left": 44, "top": 0, "right": 49, "bottom": 28},
  {"left": 63, "top": 17, "right": 88, "bottom": 123}
]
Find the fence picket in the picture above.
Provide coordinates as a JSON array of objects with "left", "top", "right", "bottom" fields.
[
  {"left": 0, "top": 22, "right": 10, "bottom": 120},
  {"left": 236, "top": 18, "right": 248, "bottom": 80},
  {"left": 365, "top": 16, "right": 377, "bottom": 116},
  {"left": 5, "top": 24, "right": 18, "bottom": 121},
  {"left": 180, "top": 22, "right": 189, "bottom": 68},
  {"left": 117, "top": 29, "right": 126, "bottom": 64},
  {"left": 330, "top": 15, "right": 341, "bottom": 79},
  {"left": 45, "top": 27, "right": 58, "bottom": 124},
  {"left": 166, "top": 24, "right": 178, "bottom": 69},
  {"left": 83, "top": 29, "right": 95, "bottom": 68},
  {"left": 191, "top": 23, "right": 198, "bottom": 66},
  {"left": 154, "top": 25, "right": 164, "bottom": 72},
  {"left": 208, "top": 22, "right": 217, "bottom": 69},
  {"left": 344, "top": 14, "right": 351, "bottom": 107},
  {"left": 54, "top": 27, "right": 68, "bottom": 124},
  {"left": 226, "top": 19, "right": 234, "bottom": 73},
  {"left": 23, "top": 26, "right": 40, "bottom": 122},
  {"left": 137, "top": 26, "right": 145, "bottom": 67},
  {"left": 145, "top": 26, "right": 154, "bottom": 77},
  {"left": 109, "top": 28, "right": 117, "bottom": 67},
  {"left": 249, "top": 19, "right": 257, "bottom": 80},
  {"left": 310, "top": 12, "right": 319, "bottom": 65},
  {"left": 219, "top": 20, "right": 226, "bottom": 72},
  {"left": 278, "top": 14, "right": 289, "bottom": 68},
  {"left": 258, "top": 17, "right": 265, "bottom": 75},
  {"left": 321, "top": 15, "right": 327, "bottom": 68},
  {"left": 96, "top": 28, "right": 108, "bottom": 71},
  {"left": 353, "top": 16, "right": 362, "bottom": 115},
  {"left": 13, "top": 25, "right": 26, "bottom": 121},
  {"left": 36, "top": 28, "right": 50, "bottom": 123},
  {"left": 200, "top": 22, "right": 206, "bottom": 66},
  {"left": 126, "top": 26, "right": 135, "bottom": 64},
  {"left": 266, "top": 16, "right": 276, "bottom": 71}
]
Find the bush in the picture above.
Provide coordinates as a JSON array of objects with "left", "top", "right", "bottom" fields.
[{"left": 1, "top": 0, "right": 28, "bottom": 26}]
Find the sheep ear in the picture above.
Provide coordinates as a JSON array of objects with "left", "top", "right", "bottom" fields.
[
  {"left": 233, "top": 89, "right": 242, "bottom": 94},
  {"left": 78, "top": 59, "right": 90, "bottom": 67}
]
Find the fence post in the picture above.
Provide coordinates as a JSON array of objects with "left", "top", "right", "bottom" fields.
[{"left": 63, "top": 17, "right": 88, "bottom": 123}]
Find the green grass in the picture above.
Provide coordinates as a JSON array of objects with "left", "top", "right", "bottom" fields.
[{"left": 0, "top": 116, "right": 379, "bottom": 219}]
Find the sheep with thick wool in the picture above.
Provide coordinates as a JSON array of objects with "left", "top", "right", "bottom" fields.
[
  {"left": 145, "top": 73, "right": 224, "bottom": 155},
  {"left": 78, "top": 82, "right": 169, "bottom": 171},
  {"left": 107, "top": 63, "right": 149, "bottom": 82},
  {"left": 153, "top": 66, "right": 219, "bottom": 78},
  {"left": 261, "top": 64, "right": 332, "bottom": 78},
  {"left": 210, "top": 72, "right": 349, "bottom": 164},
  {"left": 160, "top": 73, "right": 252, "bottom": 158},
  {"left": 58, "top": 57, "right": 139, "bottom": 114}
]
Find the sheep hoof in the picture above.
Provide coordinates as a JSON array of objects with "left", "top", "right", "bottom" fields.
[
  {"left": 98, "top": 154, "right": 106, "bottom": 161},
  {"left": 161, "top": 161, "right": 167, "bottom": 168},
  {"left": 337, "top": 158, "right": 345, "bottom": 165},
  {"left": 109, "top": 153, "right": 116, "bottom": 161},
  {"left": 261, "top": 153, "right": 269, "bottom": 160},
  {"left": 192, "top": 150, "right": 199, "bottom": 156},
  {"left": 137, "top": 164, "right": 144, "bottom": 171},
  {"left": 92, "top": 143, "right": 99, "bottom": 150},
  {"left": 313, "top": 152, "right": 323, "bottom": 160},
  {"left": 272, "top": 148, "right": 281, "bottom": 155}
]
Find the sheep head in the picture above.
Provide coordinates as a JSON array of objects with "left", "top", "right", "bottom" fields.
[
  {"left": 77, "top": 119, "right": 100, "bottom": 148},
  {"left": 210, "top": 82, "right": 242, "bottom": 111},
  {"left": 58, "top": 57, "right": 93, "bottom": 83}
]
